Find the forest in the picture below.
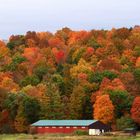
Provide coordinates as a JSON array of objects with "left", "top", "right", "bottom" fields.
[{"left": 0, "top": 26, "right": 140, "bottom": 133}]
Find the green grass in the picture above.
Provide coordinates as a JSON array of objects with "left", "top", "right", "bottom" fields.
[{"left": 0, "top": 134, "right": 140, "bottom": 140}]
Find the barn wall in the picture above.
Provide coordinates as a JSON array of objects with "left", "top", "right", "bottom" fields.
[
  {"left": 36, "top": 126, "right": 88, "bottom": 134},
  {"left": 88, "top": 121, "right": 111, "bottom": 131}
]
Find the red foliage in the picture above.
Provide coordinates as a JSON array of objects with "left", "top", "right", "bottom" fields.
[
  {"left": 52, "top": 48, "right": 65, "bottom": 64},
  {"left": 55, "top": 50, "right": 65, "bottom": 64},
  {"left": 86, "top": 47, "right": 94, "bottom": 55},
  {"left": 77, "top": 73, "right": 88, "bottom": 81}
]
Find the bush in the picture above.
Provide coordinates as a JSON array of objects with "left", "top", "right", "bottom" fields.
[
  {"left": 73, "top": 130, "right": 88, "bottom": 135},
  {"left": 116, "top": 116, "right": 135, "bottom": 130}
]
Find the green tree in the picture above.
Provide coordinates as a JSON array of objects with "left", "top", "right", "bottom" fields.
[
  {"left": 3, "top": 93, "right": 18, "bottom": 120},
  {"left": 23, "top": 97, "right": 40, "bottom": 124},
  {"left": 45, "top": 83, "right": 64, "bottom": 119},
  {"left": 69, "top": 85, "right": 85, "bottom": 119},
  {"left": 108, "top": 90, "right": 133, "bottom": 118}
]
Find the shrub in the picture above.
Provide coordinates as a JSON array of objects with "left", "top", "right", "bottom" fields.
[
  {"left": 73, "top": 130, "right": 88, "bottom": 135},
  {"left": 116, "top": 116, "right": 135, "bottom": 130}
]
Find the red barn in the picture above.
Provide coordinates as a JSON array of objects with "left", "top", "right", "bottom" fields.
[{"left": 31, "top": 120, "right": 110, "bottom": 135}]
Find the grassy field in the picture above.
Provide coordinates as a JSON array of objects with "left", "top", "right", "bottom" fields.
[{"left": 0, "top": 134, "right": 140, "bottom": 140}]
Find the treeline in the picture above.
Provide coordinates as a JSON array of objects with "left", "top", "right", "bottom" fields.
[{"left": 0, "top": 26, "right": 140, "bottom": 133}]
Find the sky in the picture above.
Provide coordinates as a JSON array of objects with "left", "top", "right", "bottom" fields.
[{"left": 0, "top": 0, "right": 140, "bottom": 39}]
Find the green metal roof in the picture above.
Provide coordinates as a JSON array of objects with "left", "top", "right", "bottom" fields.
[
  {"left": 31, "top": 120, "right": 97, "bottom": 126},
  {"left": 124, "top": 128, "right": 136, "bottom": 131}
]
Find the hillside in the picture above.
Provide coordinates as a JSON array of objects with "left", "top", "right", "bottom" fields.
[{"left": 0, "top": 26, "right": 140, "bottom": 133}]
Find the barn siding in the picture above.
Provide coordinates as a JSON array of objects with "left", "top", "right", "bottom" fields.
[{"left": 36, "top": 126, "right": 88, "bottom": 134}]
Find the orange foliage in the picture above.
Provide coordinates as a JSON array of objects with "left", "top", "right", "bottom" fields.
[
  {"left": 26, "top": 39, "right": 37, "bottom": 48},
  {"left": 22, "top": 84, "right": 47, "bottom": 101},
  {"left": 22, "top": 47, "right": 44, "bottom": 75},
  {"left": 95, "top": 47, "right": 107, "bottom": 58},
  {"left": 135, "top": 57, "right": 140, "bottom": 67},
  {"left": 123, "top": 49, "right": 136, "bottom": 64},
  {"left": 0, "top": 40, "right": 11, "bottom": 66},
  {"left": 0, "top": 72, "right": 19, "bottom": 92},
  {"left": 94, "top": 95, "right": 114, "bottom": 124},
  {"left": 131, "top": 97, "right": 140, "bottom": 124},
  {"left": 48, "top": 37, "right": 65, "bottom": 48},
  {"left": 68, "top": 31, "right": 91, "bottom": 45},
  {"left": 100, "top": 78, "right": 125, "bottom": 91},
  {"left": 0, "top": 77, "right": 19, "bottom": 92}
]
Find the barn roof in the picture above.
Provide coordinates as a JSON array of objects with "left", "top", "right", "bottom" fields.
[{"left": 31, "top": 120, "right": 97, "bottom": 126}]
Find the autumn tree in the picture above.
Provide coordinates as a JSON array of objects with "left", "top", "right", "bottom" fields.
[
  {"left": 93, "top": 95, "right": 114, "bottom": 124},
  {"left": 70, "top": 58, "right": 93, "bottom": 79},
  {"left": 131, "top": 97, "right": 140, "bottom": 124}
]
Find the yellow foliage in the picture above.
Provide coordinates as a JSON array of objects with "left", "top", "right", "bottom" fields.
[
  {"left": 70, "top": 58, "right": 93, "bottom": 78},
  {"left": 0, "top": 77, "right": 19, "bottom": 93}
]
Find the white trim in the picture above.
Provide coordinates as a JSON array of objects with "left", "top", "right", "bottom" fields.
[
  {"left": 82, "top": 127, "right": 86, "bottom": 128},
  {"left": 89, "top": 129, "right": 101, "bottom": 135},
  {"left": 52, "top": 127, "right": 56, "bottom": 128},
  {"left": 59, "top": 127, "right": 63, "bottom": 128},
  {"left": 66, "top": 127, "right": 70, "bottom": 128},
  {"left": 73, "top": 127, "right": 77, "bottom": 128}
]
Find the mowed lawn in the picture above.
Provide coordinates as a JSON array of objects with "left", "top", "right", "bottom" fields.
[{"left": 0, "top": 134, "right": 140, "bottom": 140}]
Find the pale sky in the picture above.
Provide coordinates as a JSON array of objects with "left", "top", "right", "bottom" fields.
[{"left": 0, "top": 0, "right": 140, "bottom": 39}]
